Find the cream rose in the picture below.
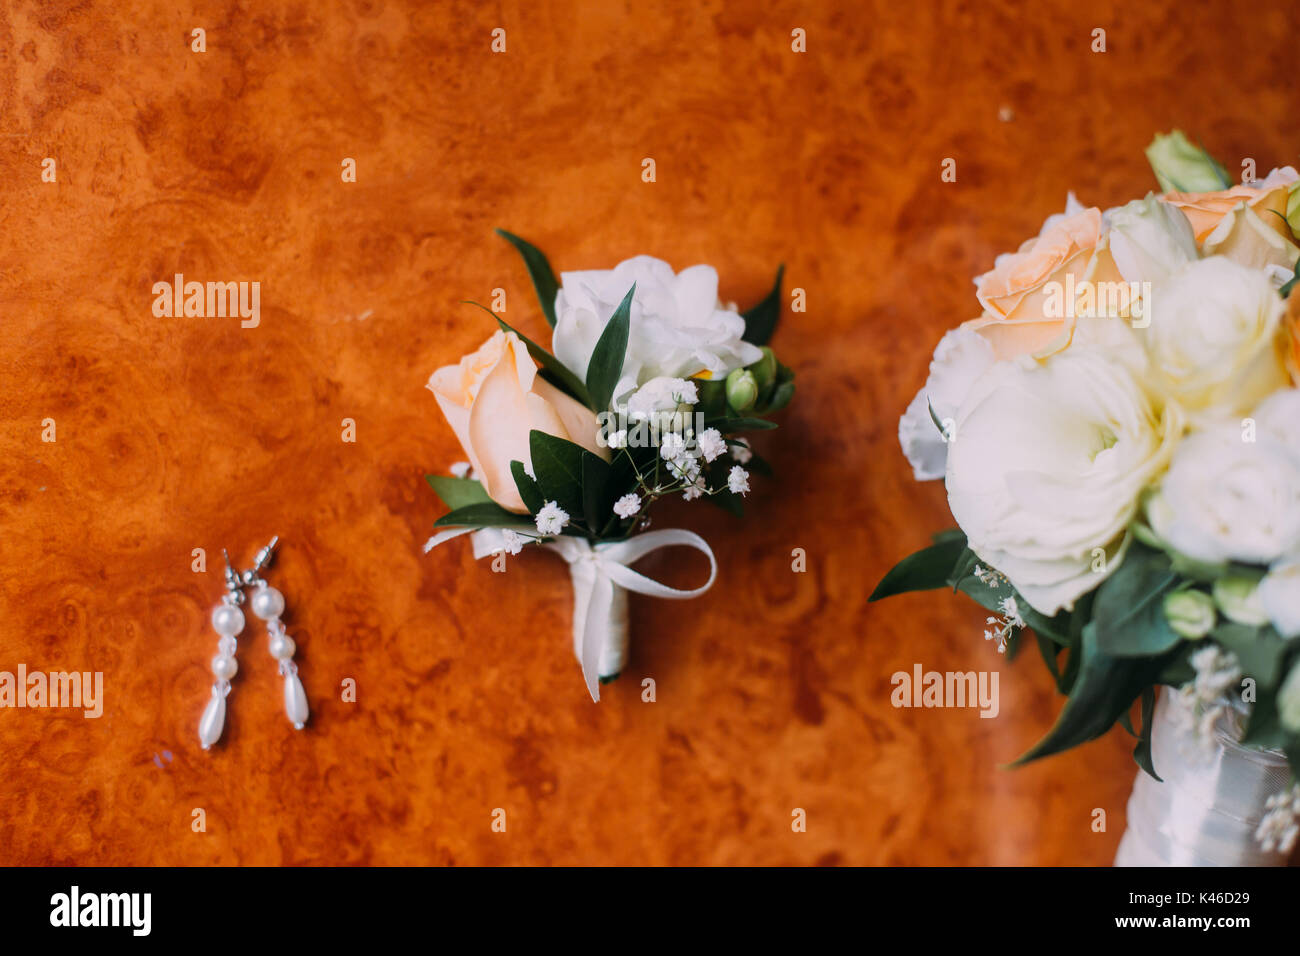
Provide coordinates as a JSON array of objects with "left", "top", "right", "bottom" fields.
[
  {"left": 552, "top": 256, "right": 762, "bottom": 410},
  {"left": 1140, "top": 256, "right": 1288, "bottom": 417},
  {"left": 946, "top": 339, "right": 1182, "bottom": 615},
  {"left": 428, "top": 330, "right": 608, "bottom": 513},
  {"left": 1145, "top": 390, "right": 1300, "bottom": 565}
]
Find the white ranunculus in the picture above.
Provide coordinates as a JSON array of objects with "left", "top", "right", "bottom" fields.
[
  {"left": 1145, "top": 394, "right": 1300, "bottom": 565},
  {"left": 552, "top": 256, "right": 762, "bottom": 410},
  {"left": 946, "top": 345, "right": 1182, "bottom": 615},
  {"left": 1104, "top": 194, "right": 1199, "bottom": 283},
  {"left": 1260, "top": 559, "right": 1300, "bottom": 638},
  {"left": 898, "top": 327, "right": 996, "bottom": 480},
  {"left": 1141, "top": 256, "right": 1288, "bottom": 417}
]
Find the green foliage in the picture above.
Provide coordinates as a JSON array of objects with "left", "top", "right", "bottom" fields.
[
  {"left": 496, "top": 229, "right": 560, "bottom": 327},
  {"left": 433, "top": 501, "right": 523, "bottom": 528},
  {"left": 585, "top": 284, "right": 634, "bottom": 412},
  {"left": 1092, "top": 544, "right": 1182, "bottom": 657},
  {"left": 741, "top": 265, "right": 784, "bottom": 345},
  {"left": 425, "top": 475, "right": 492, "bottom": 510}
]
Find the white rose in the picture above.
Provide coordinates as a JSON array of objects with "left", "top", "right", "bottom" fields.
[
  {"left": 552, "top": 256, "right": 762, "bottom": 409},
  {"left": 1141, "top": 256, "right": 1288, "bottom": 417},
  {"left": 1146, "top": 391, "right": 1300, "bottom": 565},
  {"left": 946, "top": 345, "right": 1182, "bottom": 615},
  {"left": 898, "top": 327, "right": 996, "bottom": 480},
  {"left": 1104, "top": 194, "right": 1199, "bottom": 283},
  {"left": 1260, "top": 559, "right": 1300, "bottom": 638}
]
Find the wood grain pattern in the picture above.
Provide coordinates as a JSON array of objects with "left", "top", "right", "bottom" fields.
[{"left": 1, "top": 0, "right": 1297, "bottom": 865}]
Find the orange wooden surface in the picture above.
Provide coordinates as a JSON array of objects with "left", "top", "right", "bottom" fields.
[{"left": 1, "top": 0, "right": 1298, "bottom": 866}]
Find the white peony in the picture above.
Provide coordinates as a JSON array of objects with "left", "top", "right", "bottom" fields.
[
  {"left": 1140, "top": 256, "right": 1288, "bottom": 418},
  {"left": 946, "top": 343, "right": 1182, "bottom": 615},
  {"left": 898, "top": 327, "right": 996, "bottom": 480},
  {"left": 552, "top": 256, "right": 762, "bottom": 410},
  {"left": 1146, "top": 388, "right": 1300, "bottom": 566},
  {"left": 1104, "top": 194, "right": 1199, "bottom": 283}
]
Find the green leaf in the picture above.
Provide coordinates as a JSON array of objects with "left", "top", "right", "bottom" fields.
[
  {"left": 870, "top": 536, "right": 969, "bottom": 602},
  {"left": 425, "top": 475, "right": 492, "bottom": 510},
  {"left": 528, "top": 430, "right": 588, "bottom": 521},
  {"left": 433, "top": 501, "right": 524, "bottom": 528},
  {"left": 948, "top": 548, "right": 981, "bottom": 592},
  {"left": 708, "top": 488, "right": 745, "bottom": 516},
  {"left": 491, "top": 314, "right": 592, "bottom": 407},
  {"left": 1037, "top": 632, "right": 1062, "bottom": 686},
  {"left": 496, "top": 229, "right": 560, "bottom": 327},
  {"left": 763, "top": 380, "right": 795, "bottom": 414},
  {"left": 1012, "top": 623, "right": 1167, "bottom": 766},
  {"left": 580, "top": 451, "right": 612, "bottom": 532},
  {"left": 741, "top": 265, "right": 784, "bottom": 345},
  {"left": 1242, "top": 682, "right": 1289, "bottom": 750},
  {"left": 1280, "top": 259, "right": 1300, "bottom": 298},
  {"left": 1133, "top": 687, "right": 1161, "bottom": 780},
  {"left": 1156, "top": 641, "right": 1196, "bottom": 687},
  {"left": 1092, "top": 545, "right": 1182, "bottom": 657},
  {"left": 1212, "top": 622, "right": 1286, "bottom": 687},
  {"left": 741, "top": 449, "right": 774, "bottom": 478},
  {"left": 509, "top": 460, "right": 545, "bottom": 515},
  {"left": 585, "top": 284, "right": 634, "bottom": 412},
  {"left": 705, "top": 416, "right": 778, "bottom": 433}
]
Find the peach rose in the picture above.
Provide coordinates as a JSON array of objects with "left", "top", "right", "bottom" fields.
[
  {"left": 1162, "top": 168, "right": 1298, "bottom": 243},
  {"left": 964, "top": 207, "right": 1111, "bottom": 361},
  {"left": 428, "top": 330, "right": 607, "bottom": 513}
]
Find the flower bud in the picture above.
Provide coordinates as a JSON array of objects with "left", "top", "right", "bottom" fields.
[
  {"left": 1212, "top": 574, "right": 1269, "bottom": 627},
  {"left": 1145, "top": 130, "right": 1229, "bottom": 193},
  {"left": 1163, "top": 589, "right": 1216, "bottom": 639},
  {"left": 748, "top": 347, "right": 777, "bottom": 388},
  {"left": 725, "top": 368, "right": 758, "bottom": 412}
]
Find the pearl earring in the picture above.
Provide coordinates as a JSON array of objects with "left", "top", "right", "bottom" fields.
[
  {"left": 197, "top": 537, "right": 309, "bottom": 750},
  {"left": 242, "top": 539, "right": 310, "bottom": 732},
  {"left": 198, "top": 550, "right": 248, "bottom": 750}
]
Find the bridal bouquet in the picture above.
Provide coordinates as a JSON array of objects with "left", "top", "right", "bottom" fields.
[
  {"left": 424, "top": 231, "right": 794, "bottom": 700},
  {"left": 873, "top": 132, "right": 1300, "bottom": 856}
]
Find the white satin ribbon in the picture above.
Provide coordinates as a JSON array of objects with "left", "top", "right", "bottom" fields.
[
  {"left": 424, "top": 527, "right": 718, "bottom": 702},
  {"left": 1114, "top": 689, "right": 1291, "bottom": 866}
]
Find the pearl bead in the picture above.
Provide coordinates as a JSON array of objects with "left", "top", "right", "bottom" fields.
[
  {"left": 211, "top": 604, "right": 245, "bottom": 636},
  {"left": 199, "top": 691, "right": 226, "bottom": 750},
  {"left": 268, "top": 635, "right": 296, "bottom": 661},
  {"left": 284, "top": 672, "right": 309, "bottom": 729},
  {"left": 211, "top": 654, "right": 238, "bottom": 681},
  {"left": 250, "top": 585, "right": 285, "bottom": 620}
]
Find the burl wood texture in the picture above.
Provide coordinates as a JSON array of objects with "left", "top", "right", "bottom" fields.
[{"left": 1, "top": 0, "right": 1297, "bottom": 866}]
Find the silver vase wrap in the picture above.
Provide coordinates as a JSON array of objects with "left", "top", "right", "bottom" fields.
[{"left": 1114, "top": 689, "right": 1290, "bottom": 866}]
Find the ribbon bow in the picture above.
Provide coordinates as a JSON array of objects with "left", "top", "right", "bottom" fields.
[{"left": 425, "top": 527, "right": 717, "bottom": 701}]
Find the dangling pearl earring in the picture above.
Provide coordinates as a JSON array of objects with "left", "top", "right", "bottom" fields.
[
  {"left": 198, "top": 536, "right": 309, "bottom": 750},
  {"left": 198, "top": 551, "right": 246, "bottom": 750},
  {"left": 243, "top": 538, "right": 309, "bottom": 731}
]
